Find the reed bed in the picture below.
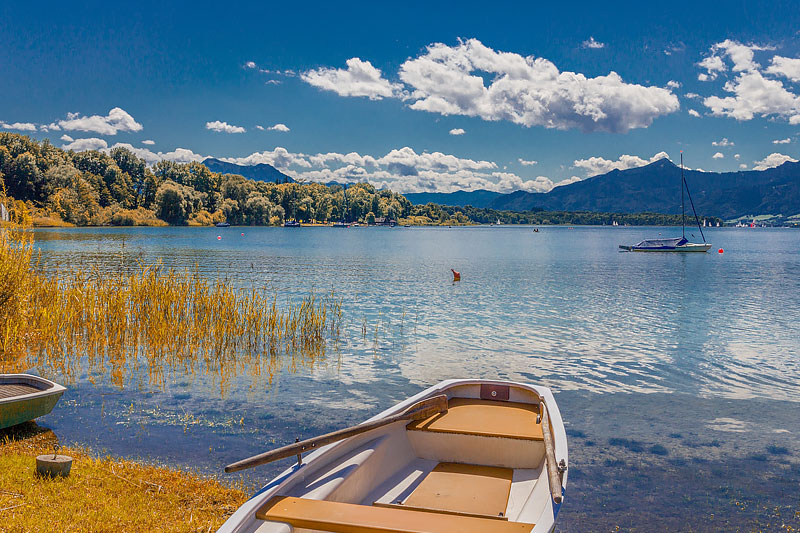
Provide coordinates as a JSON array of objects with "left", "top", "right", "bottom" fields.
[{"left": 0, "top": 218, "right": 343, "bottom": 393}]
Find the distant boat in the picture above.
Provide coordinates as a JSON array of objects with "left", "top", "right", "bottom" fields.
[
  {"left": 620, "top": 153, "right": 711, "bottom": 253},
  {"left": 332, "top": 221, "right": 349, "bottom": 228},
  {"left": 215, "top": 222, "right": 231, "bottom": 228},
  {"left": 1, "top": 374, "right": 66, "bottom": 429},
  {"left": 283, "top": 220, "right": 301, "bottom": 228},
  {"left": 219, "top": 379, "right": 568, "bottom": 533}
]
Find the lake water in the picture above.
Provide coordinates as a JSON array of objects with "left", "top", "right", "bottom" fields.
[{"left": 26, "top": 226, "right": 800, "bottom": 531}]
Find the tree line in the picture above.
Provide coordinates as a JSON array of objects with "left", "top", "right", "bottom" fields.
[{"left": 0, "top": 133, "right": 721, "bottom": 227}]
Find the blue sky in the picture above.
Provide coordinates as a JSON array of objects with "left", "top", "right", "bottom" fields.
[{"left": 2, "top": 0, "right": 799, "bottom": 193}]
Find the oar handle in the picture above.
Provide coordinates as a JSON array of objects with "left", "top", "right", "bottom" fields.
[
  {"left": 225, "top": 394, "right": 448, "bottom": 473},
  {"left": 539, "top": 398, "right": 564, "bottom": 504}
]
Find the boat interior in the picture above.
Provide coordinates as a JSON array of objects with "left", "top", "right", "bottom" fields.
[
  {"left": 0, "top": 375, "right": 54, "bottom": 400},
  {"left": 252, "top": 383, "right": 557, "bottom": 533}
]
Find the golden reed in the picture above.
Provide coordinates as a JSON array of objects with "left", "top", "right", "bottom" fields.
[{"left": 0, "top": 206, "right": 342, "bottom": 394}]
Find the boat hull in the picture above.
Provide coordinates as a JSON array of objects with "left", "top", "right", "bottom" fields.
[
  {"left": 0, "top": 374, "right": 66, "bottom": 429},
  {"left": 219, "top": 379, "right": 567, "bottom": 533},
  {"left": 619, "top": 243, "right": 712, "bottom": 252}
]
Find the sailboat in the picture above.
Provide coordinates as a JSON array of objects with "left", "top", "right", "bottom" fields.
[{"left": 620, "top": 152, "right": 711, "bottom": 252}]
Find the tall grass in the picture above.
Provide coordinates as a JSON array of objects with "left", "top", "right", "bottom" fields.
[{"left": 0, "top": 210, "right": 342, "bottom": 393}]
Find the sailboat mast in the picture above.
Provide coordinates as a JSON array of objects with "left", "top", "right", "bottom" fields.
[{"left": 680, "top": 151, "right": 685, "bottom": 238}]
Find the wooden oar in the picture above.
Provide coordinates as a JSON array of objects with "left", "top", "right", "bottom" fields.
[
  {"left": 539, "top": 399, "right": 564, "bottom": 504},
  {"left": 225, "top": 394, "right": 449, "bottom": 473}
]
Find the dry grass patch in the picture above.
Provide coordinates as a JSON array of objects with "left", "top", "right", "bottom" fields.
[{"left": 0, "top": 424, "right": 248, "bottom": 532}]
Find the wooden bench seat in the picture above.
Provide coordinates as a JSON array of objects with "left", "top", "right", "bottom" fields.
[
  {"left": 256, "top": 496, "right": 535, "bottom": 533},
  {"left": 406, "top": 398, "right": 542, "bottom": 441}
]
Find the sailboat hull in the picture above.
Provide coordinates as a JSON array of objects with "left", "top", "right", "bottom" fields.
[{"left": 619, "top": 243, "right": 711, "bottom": 252}]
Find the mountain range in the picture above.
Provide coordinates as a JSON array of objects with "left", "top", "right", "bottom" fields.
[{"left": 408, "top": 158, "right": 800, "bottom": 219}]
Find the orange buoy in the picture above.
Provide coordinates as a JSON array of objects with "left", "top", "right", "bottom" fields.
[
  {"left": 451, "top": 269, "right": 461, "bottom": 282},
  {"left": 718, "top": 248, "right": 724, "bottom": 254}
]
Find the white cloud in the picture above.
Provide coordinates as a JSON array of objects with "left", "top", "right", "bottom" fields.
[
  {"left": 772, "top": 138, "right": 791, "bottom": 144},
  {"left": 712, "top": 152, "right": 724, "bottom": 159},
  {"left": 739, "top": 163, "right": 748, "bottom": 169},
  {"left": 268, "top": 123, "right": 290, "bottom": 132},
  {"left": 221, "top": 147, "right": 312, "bottom": 169},
  {"left": 766, "top": 56, "right": 800, "bottom": 82},
  {"left": 712, "top": 138, "right": 734, "bottom": 147},
  {"left": 734, "top": 153, "right": 741, "bottom": 159},
  {"left": 667, "top": 80, "right": 681, "bottom": 89},
  {"left": 205, "top": 120, "right": 246, "bottom": 133},
  {"left": 518, "top": 158, "right": 538, "bottom": 166},
  {"left": 697, "top": 40, "right": 800, "bottom": 124},
  {"left": 301, "top": 58, "right": 403, "bottom": 100},
  {"left": 582, "top": 37, "right": 605, "bottom": 49},
  {"left": 60, "top": 134, "right": 73, "bottom": 142},
  {"left": 255, "top": 125, "right": 265, "bottom": 131},
  {"left": 397, "top": 39, "right": 678, "bottom": 133},
  {"left": 141, "top": 139, "right": 155, "bottom": 145},
  {"left": 107, "top": 143, "right": 204, "bottom": 164},
  {"left": 58, "top": 107, "right": 142, "bottom": 135},
  {"left": 219, "top": 145, "right": 548, "bottom": 193},
  {"left": 684, "top": 92, "right": 701, "bottom": 99},
  {"left": 688, "top": 109, "right": 701, "bottom": 117},
  {"left": 449, "top": 128, "right": 465, "bottom": 135},
  {"left": 753, "top": 152, "right": 798, "bottom": 170},
  {"left": 62, "top": 138, "right": 108, "bottom": 151},
  {"left": 0, "top": 121, "right": 37, "bottom": 131},
  {"left": 40, "top": 122, "right": 61, "bottom": 132},
  {"left": 553, "top": 176, "right": 583, "bottom": 188},
  {"left": 572, "top": 151, "right": 670, "bottom": 177},
  {"left": 244, "top": 61, "right": 257, "bottom": 69}
]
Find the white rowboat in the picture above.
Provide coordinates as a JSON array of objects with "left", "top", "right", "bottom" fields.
[
  {"left": 219, "top": 379, "right": 568, "bottom": 533},
  {"left": 0, "top": 374, "right": 66, "bottom": 430}
]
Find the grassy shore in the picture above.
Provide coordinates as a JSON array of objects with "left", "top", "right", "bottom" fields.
[{"left": 0, "top": 423, "right": 248, "bottom": 532}]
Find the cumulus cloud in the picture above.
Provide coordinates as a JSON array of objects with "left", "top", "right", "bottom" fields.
[
  {"left": 772, "top": 137, "right": 791, "bottom": 144},
  {"left": 688, "top": 109, "right": 701, "bottom": 117},
  {"left": 712, "top": 152, "right": 724, "bottom": 159},
  {"left": 572, "top": 151, "right": 670, "bottom": 177},
  {"left": 398, "top": 39, "right": 679, "bottom": 133},
  {"left": 60, "top": 134, "right": 73, "bottom": 142},
  {"left": 667, "top": 80, "right": 681, "bottom": 89},
  {"left": 739, "top": 163, "right": 748, "bottom": 169},
  {"left": 766, "top": 56, "right": 800, "bottom": 82},
  {"left": 753, "top": 152, "right": 798, "bottom": 170},
  {"left": 62, "top": 138, "right": 108, "bottom": 151},
  {"left": 449, "top": 128, "right": 465, "bottom": 135},
  {"left": 110, "top": 144, "right": 203, "bottom": 164},
  {"left": 255, "top": 125, "right": 265, "bottom": 131},
  {"left": 268, "top": 123, "right": 290, "bottom": 132},
  {"left": 220, "top": 145, "right": 550, "bottom": 193},
  {"left": 1, "top": 121, "right": 37, "bottom": 131},
  {"left": 518, "top": 158, "right": 538, "bottom": 166},
  {"left": 244, "top": 61, "right": 257, "bottom": 69},
  {"left": 712, "top": 138, "right": 734, "bottom": 147},
  {"left": 142, "top": 139, "right": 155, "bottom": 145},
  {"left": 582, "top": 37, "right": 605, "bottom": 49},
  {"left": 698, "top": 40, "right": 800, "bottom": 124},
  {"left": 58, "top": 107, "right": 142, "bottom": 135},
  {"left": 301, "top": 58, "right": 403, "bottom": 100},
  {"left": 205, "top": 120, "right": 246, "bottom": 133},
  {"left": 734, "top": 153, "right": 741, "bottom": 159}
]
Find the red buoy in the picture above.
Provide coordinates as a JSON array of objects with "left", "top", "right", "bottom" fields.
[
  {"left": 451, "top": 269, "right": 461, "bottom": 282},
  {"left": 718, "top": 248, "right": 724, "bottom": 254},
  {"left": 241, "top": 233, "right": 245, "bottom": 236},
  {"left": 217, "top": 236, "right": 222, "bottom": 240}
]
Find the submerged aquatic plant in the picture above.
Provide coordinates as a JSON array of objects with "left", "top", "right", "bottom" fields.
[{"left": 0, "top": 208, "right": 342, "bottom": 394}]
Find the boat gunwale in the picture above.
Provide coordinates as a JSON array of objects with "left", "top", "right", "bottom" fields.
[
  {"left": 0, "top": 374, "right": 67, "bottom": 405},
  {"left": 218, "top": 378, "right": 567, "bottom": 533}
]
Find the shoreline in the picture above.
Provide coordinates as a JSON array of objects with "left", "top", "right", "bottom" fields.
[{"left": 0, "top": 422, "right": 247, "bottom": 533}]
